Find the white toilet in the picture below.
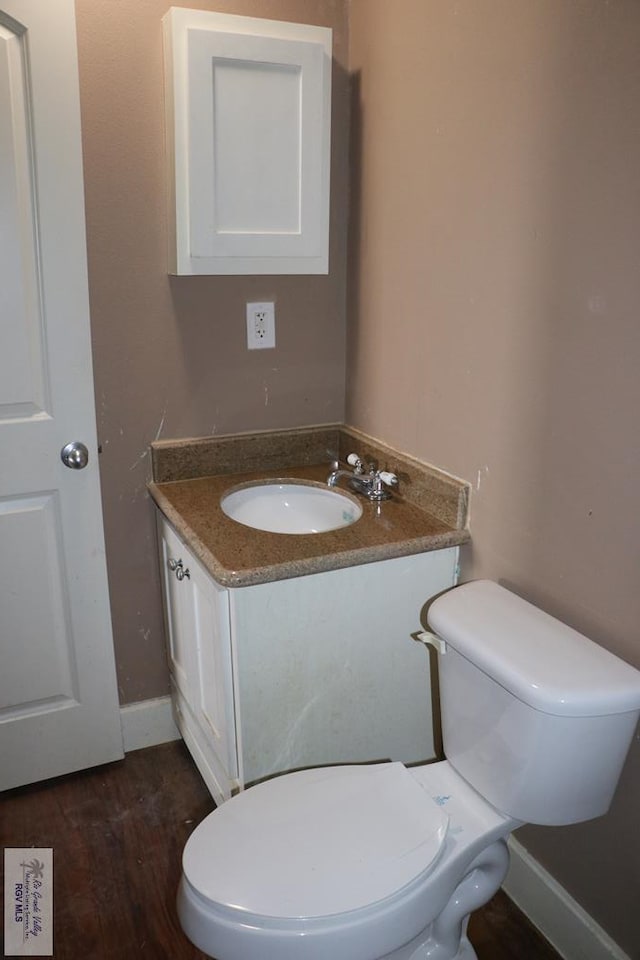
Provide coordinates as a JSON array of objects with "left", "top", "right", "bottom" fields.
[{"left": 177, "top": 580, "right": 640, "bottom": 960}]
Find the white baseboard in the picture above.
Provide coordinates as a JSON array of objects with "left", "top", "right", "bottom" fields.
[
  {"left": 504, "top": 836, "right": 629, "bottom": 960},
  {"left": 120, "top": 695, "right": 181, "bottom": 753}
]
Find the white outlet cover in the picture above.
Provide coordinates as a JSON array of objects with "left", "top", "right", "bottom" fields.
[{"left": 247, "top": 301, "right": 276, "bottom": 349}]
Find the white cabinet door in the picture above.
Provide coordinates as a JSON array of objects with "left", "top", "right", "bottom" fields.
[
  {"left": 163, "top": 8, "right": 331, "bottom": 275},
  {"left": 158, "top": 519, "right": 199, "bottom": 706},
  {"left": 0, "top": 0, "right": 123, "bottom": 790},
  {"left": 157, "top": 518, "right": 238, "bottom": 801}
]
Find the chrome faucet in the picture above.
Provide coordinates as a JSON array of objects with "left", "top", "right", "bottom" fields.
[{"left": 328, "top": 453, "right": 398, "bottom": 502}]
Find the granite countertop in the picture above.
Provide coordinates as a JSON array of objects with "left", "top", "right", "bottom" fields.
[{"left": 149, "top": 427, "right": 470, "bottom": 587}]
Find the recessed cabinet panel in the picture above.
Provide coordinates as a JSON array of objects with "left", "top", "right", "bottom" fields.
[
  {"left": 157, "top": 516, "right": 239, "bottom": 802},
  {"left": 159, "top": 519, "right": 197, "bottom": 704},
  {"left": 209, "top": 56, "right": 301, "bottom": 236},
  {"left": 163, "top": 8, "right": 331, "bottom": 274}
]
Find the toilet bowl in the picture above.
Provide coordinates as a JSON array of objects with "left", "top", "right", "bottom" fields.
[
  {"left": 176, "top": 580, "right": 640, "bottom": 960},
  {"left": 178, "top": 760, "right": 517, "bottom": 960}
]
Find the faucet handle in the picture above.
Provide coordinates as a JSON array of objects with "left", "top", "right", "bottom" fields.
[
  {"left": 346, "top": 452, "right": 365, "bottom": 472},
  {"left": 379, "top": 471, "right": 398, "bottom": 488}
]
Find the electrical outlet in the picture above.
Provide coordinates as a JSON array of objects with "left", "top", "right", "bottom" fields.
[{"left": 246, "top": 301, "right": 276, "bottom": 350}]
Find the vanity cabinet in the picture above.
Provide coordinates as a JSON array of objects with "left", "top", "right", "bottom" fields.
[{"left": 157, "top": 514, "right": 458, "bottom": 804}]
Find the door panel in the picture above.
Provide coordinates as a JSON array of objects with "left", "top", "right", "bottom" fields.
[
  {"left": 0, "top": 20, "right": 47, "bottom": 418},
  {"left": 0, "top": 494, "right": 76, "bottom": 710},
  {"left": 0, "top": 1, "right": 123, "bottom": 790}
]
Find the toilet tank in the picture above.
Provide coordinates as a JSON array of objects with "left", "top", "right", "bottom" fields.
[{"left": 427, "top": 580, "right": 640, "bottom": 826}]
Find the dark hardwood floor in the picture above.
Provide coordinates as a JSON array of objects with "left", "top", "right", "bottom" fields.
[{"left": 1, "top": 741, "right": 561, "bottom": 959}]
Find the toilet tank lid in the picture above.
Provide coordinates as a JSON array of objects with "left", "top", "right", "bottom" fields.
[{"left": 428, "top": 580, "right": 640, "bottom": 718}]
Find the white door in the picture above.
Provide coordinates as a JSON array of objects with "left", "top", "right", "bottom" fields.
[{"left": 0, "top": 0, "right": 123, "bottom": 790}]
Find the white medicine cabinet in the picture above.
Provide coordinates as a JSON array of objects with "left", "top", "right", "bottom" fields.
[{"left": 162, "top": 8, "right": 332, "bottom": 275}]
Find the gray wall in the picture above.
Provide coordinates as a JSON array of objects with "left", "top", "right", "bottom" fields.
[
  {"left": 75, "top": 0, "right": 350, "bottom": 702},
  {"left": 347, "top": 1, "right": 640, "bottom": 954}
]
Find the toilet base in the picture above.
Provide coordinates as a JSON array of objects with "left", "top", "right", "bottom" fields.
[
  {"left": 380, "top": 927, "right": 476, "bottom": 960},
  {"left": 378, "top": 839, "right": 509, "bottom": 960}
]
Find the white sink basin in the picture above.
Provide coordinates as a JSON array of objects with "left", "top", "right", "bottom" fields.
[{"left": 220, "top": 481, "right": 362, "bottom": 534}]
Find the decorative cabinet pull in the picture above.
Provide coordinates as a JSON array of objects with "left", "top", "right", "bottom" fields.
[{"left": 167, "top": 557, "right": 190, "bottom": 581}]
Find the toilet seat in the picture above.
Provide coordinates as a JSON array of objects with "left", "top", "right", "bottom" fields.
[
  {"left": 183, "top": 762, "right": 449, "bottom": 921},
  {"left": 178, "top": 761, "right": 514, "bottom": 960}
]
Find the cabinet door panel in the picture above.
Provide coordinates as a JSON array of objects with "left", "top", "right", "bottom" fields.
[
  {"left": 163, "top": 8, "right": 331, "bottom": 275},
  {"left": 158, "top": 519, "right": 197, "bottom": 703},
  {"left": 157, "top": 516, "right": 238, "bottom": 790}
]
